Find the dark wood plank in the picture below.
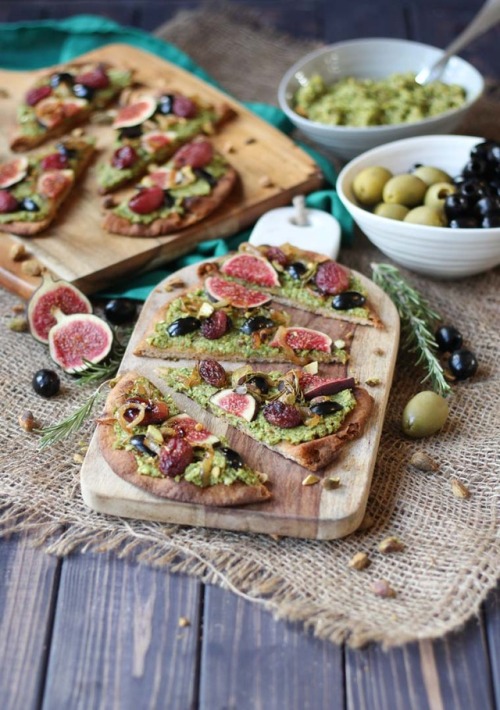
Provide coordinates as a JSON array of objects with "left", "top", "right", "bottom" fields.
[
  {"left": 323, "top": 2, "right": 407, "bottom": 43},
  {"left": 199, "top": 585, "right": 344, "bottom": 710},
  {"left": 345, "top": 614, "right": 494, "bottom": 710},
  {"left": 42, "top": 552, "right": 202, "bottom": 709},
  {"left": 484, "top": 589, "right": 500, "bottom": 710},
  {"left": 0, "top": 536, "right": 60, "bottom": 710}
]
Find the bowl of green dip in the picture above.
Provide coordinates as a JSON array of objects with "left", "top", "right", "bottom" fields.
[{"left": 278, "top": 38, "right": 484, "bottom": 160}]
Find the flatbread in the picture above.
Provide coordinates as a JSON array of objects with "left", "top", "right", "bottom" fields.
[{"left": 97, "top": 372, "right": 271, "bottom": 507}]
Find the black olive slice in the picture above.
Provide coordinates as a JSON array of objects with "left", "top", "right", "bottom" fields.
[{"left": 166, "top": 316, "right": 201, "bottom": 337}]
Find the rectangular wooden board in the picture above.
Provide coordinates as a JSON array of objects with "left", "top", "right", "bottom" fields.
[
  {"left": 80, "top": 259, "right": 400, "bottom": 539},
  {"left": 0, "top": 44, "right": 323, "bottom": 300}
]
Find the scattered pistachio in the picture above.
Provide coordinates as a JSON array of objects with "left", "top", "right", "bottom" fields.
[
  {"left": 348, "top": 552, "right": 370, "bottom": 570},
  {"left": 302, "top": 474, "right": 320, "bottom": 486},
  {"left": 89, "top": 111, "right": 114, "bottom": 125},
  {"left": 333, "top": 339, "right": 345, "bottom": 349},
  {"left": 223, "top": 141, "right": 235, "bottom": 153},
  {"left": 0, "top": 87, "right": 10, "bottom": 98},
  {"left": 9, "top": 243, "right": 28, "bottom": 262},
  {"left": 102, "top": 195, "right": 116, "bottom": 209},
  {"left": 8, "top": 316, "right": 28, "bottom": 332},
  {"left": 71, "top": 127, "right": 84, "bottom": 137},
  {"left": 357, "top": 512, "right": 375, "bottom": 531},
  {"left": 245, "top": 137, "right": 257, "bottom": 145},
  {"left": 269, "top": 533, "right": 281, "bottom": 542},
  {"left": 451, "top": 478, "right": 470, "bottom": 499},
  {"left": 73, "top": 453, "right": 84, "bottom": 464},
  {"left": 164, "top": 278, "right": 186, "bottom": 292},
  {"left": 178, "top": 616, "right": 190, "bottom": 628},
  {"left": 19, "top": 410, "right": 36, "bottom": 432},
  {"left": 372, "top": 579, "right": 396, "bottom": 598},
  {"left": 21, "top": 259, "right": 42, "bottom": 276},
  {"left": 12, "top": 303, "right": 25, "bottom": 314},
  {"left": 409, "top": 451, "right": 438, "bottom": 472},
  {"left": 365, "top": 377, "right": 381, "bottom": 387},
  {"left": 378, "top": 536, "right": 405, "bottom": 554},
  {"left": 322, "top": 476, "right": 341, "bottom": 490},
  {"left": 258, "top": 175, "right": 274, "bottom": 188},
  {"left": 374, "top": 347, "right": 385, "bottom": 356}
]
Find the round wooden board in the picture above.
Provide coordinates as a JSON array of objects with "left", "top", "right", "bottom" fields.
[{"left": 80, "top": 259, "right": 400, "bottom": 539}]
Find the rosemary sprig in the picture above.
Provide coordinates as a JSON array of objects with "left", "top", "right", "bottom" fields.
[
  {"left": 75, "top": 326, "right": 132, "bottom": 386},
  {"left": 371, "top": 263, "right": 451, "bottom": 396},
  {"left": 37, "top": 382, "right": 109, "bottom": 450}
]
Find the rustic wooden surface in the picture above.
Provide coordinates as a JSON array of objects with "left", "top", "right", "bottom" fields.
[
  {"left": 0, "top": 44, "right": 322, "bottom": 299},
  {"left": 1, "top": 1, "right": 499, "bottom": 708}
]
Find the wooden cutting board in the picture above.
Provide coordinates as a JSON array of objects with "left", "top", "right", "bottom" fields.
[
  {"left": 80, "top": 260, "right": 400, "bottom": 540},
  {"left": 0, "top": 44, "right": 323, "bottom": 300}
]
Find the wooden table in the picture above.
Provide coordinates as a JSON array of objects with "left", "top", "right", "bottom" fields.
[{"left": 1, "top": 2, "right": 499, "bottom": 708}]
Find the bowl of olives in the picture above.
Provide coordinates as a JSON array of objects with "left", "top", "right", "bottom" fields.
[
  {"left": 278, "top": 38, "right": 484, "bottom": 160},
  {"left": 337, "top": 134, "right": 500, "bottom": 279}
]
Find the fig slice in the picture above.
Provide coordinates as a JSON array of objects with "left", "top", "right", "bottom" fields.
[
  {"left": 299, "top": 374, "right": 355, "bottom": 399},
  {"left": 113, "top": 96, "right": 157, "bottom": 129},
  {"left": 210, "top": 389, "right": 257, "bottom": 421},
  {"left": 27, "top": 272, "right": 92, "bottom": 344},
  {"left": 165, "top": 413, "right": 219, "bottom": 446},
  {"left": 0, "top": 156, "right": 29, "bottom": 189},
  {"left": 48, "top": 309, "right": 113, "bottom": 373},
  {"left": 270, "top": 326, "right": 332, "bottom": 353},
  {"left": 140, "top": 130, "right": 174, "bottom": 155},
  {"left": 205, "top": 275, "right": 271, "bottom": 309},
  {"left": 221, "top": 252, "right": 280, "bottom": 288}
]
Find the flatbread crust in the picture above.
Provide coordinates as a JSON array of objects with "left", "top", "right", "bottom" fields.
[
  {"left": 97, "top": 372, "right": 271, "bottom": 507},
  {"left": 102, "top": 166, "right": 238, "bottom": 237}
]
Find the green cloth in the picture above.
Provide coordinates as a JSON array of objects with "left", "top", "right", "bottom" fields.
[{"left": 0, "top": 15, "right": 353, "bottom": 301}]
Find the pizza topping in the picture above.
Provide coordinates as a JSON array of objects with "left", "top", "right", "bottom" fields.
[
  {"left": 309, "top": 400, "right": 344, "bottom": 416},
  {"left": 220, "top": 446, "right": 244, "bottom": 469},
  {"left": 40, "top": 152, "right": 69, "bottom": 171},
  {"left": 167, "top": 316, "right": 202, "bottom": 337},
  {"left": 49, "top": 72, "right": 74, "bottom": 88},
  {"left": 141, "top": 131, "right": 173, "bottom": 154},
  {"left": 74, "top": 65, "right": 110, "bottom": 89},
  {"left": 173, "top": 139, "right": 213, "bottom": 169},
  {"left": 299, "top": 374, "right": 355, "bottom": 399},
  {"left": 262, "top": 400, "right": 303, "bottom": 429},
  {"left": 0, "top": 157, "right": 29, "bottom": 189},
  {"left": 113, "top": 96, "right": 157, "bottom": 129},
  {"left": 270, "top": 326, "right": 332, "bottom": 354},
  {"left": 200, "top": 310, "right": 231, "bottom": 340},
  {"left": 34, "top": 97, "right": 86, "bottom": 128},
  {"left": 332, "top": 291, "right": 366, "bottom": 310},
  {"left": 27, "top": 273, "right": 92, "bottom": 343},
  {"left": 264, "top": 246, "right": 288, "bottom": 267},
  {"left": 25, "top": 85, "right": 53, "bottom": 106},
  {"left": 158, "top": 436, "right": 194, "bottom": 478},
  {"left": 122, "top": 397, "right": 170, "bottom": 426},
  {"left": 172, "top": 94, "right": 198, "bottom": 118},
  {"left": 205, "top": 275, "right": 271, "bottom": 309},
  {"left": 157, "top": 94, "right": 175, "bottom": 115},
  {"left": 0, "top": 190, "right": 20, "bottom": 213},
  {"left": 130, "top": 434, "right": 158, "bottom": 457},
  {"left": 210, "top": 389, "right": 257, "bottom": 421},
  {"left": 198, "top": 359, "right": 228, "bottom": 387},
  {"left": 221, "top": 252, "right": 280, "bottom": 288},
  {"left": 19, "top": 197, "right": 40, "bottom": 212},
  {"left": 128, "top": 185, "right": 165, "bottom": 214},
  {"left": 166, "top": 413, "right": 219, "bottom": 446},
  {"left": 240, "top": 314, "right": 276, "bottom": 335},
  {"left": 314, "top": 261, "right": 350, "bottom": 295},
  {"left": 37, "top": 169, "right": 73, "bottom": 199},
  {"left": 112, "top": 145, "right": 138, "bottom": 170},
  {"left": 286, "top": 261, "right": 307, "bottom": 280}
]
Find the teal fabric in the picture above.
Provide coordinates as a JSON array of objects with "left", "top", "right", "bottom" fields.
[{"left": 0, "top": 15, "right": 353, "bottom": 301}]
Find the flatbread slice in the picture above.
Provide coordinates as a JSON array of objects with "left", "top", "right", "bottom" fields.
[
  {"left": 97, "top": 372, "right": 271, "bottom": 507},
  {"left": 159, "top": 362, "right": 374, "bottom": 472},
  {"left": 102, "top": 138, "right": 238, "bottom": 237},
  {"left": 0, "top": 134, "right": 96, "bottom": 236}
]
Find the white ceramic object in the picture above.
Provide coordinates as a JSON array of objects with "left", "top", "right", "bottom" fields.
[
  {"left": 336, "top": 134, "right": 500, "bottom": 279},
  {"left": 248, "top": 195, "right": 341, "bottom": 259},
  {"left": 278, "top": 38, "right": 484, "bottom": 160}
]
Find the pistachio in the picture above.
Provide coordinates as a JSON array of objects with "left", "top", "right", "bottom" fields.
[
  {"left": 357, "top": 513, "right": 375, "bottom": 531},
  {"left": 21, "top": 259, "right": 42, "bottom": 276},
  {"left": 19, "top": 410, "right": 36, "bottom": 432},
  {"left": 451, "top": 478, "right": 470, "bottom": 499},
  {"left": 409, "top": 451, "right": 438, "bottom": 472},
  {"left": 322, "top": 476, "right": 341, "bottom": 490},
  {"left": 258, "top": 175, "right": 274, "bottom": 188},
  {"left": 245, "top": 137, "right": 257, "bottom": 145},
  {"left": 102, "top": 195, "right": 116, "bottom": 209},
  {"left": 223, "top": 141, "right": 235, "bottom": 153},
  {"left": 12, "top": 303, "right": 25, "bottom": 314},
  {"left": 73, "top": 453, "right": 84, "bottom": 464},
  {"left": 178, "top": 616, "right": 190, "bottom": 628},
  {"left": 9, "top": 243, "right": 27, "bottom": 262},
  {"left": 365, "top": 377, "right": 381, "bottom": 386},
  {"left": 374, "top": 347, "right": 385, "bottom": 356},
  {"left": 8, "top": 316, "right": 28, "bottom": 332},
  {"left": 348, "top": 552, "right": 370, "bottom": 570},
  {"left": 164, "top": 278, "right": 186, "bottom": 292},
  {"left": 302, "top": 474, "right": 320, "bottom": 486},
  {"left": 334, "top": 339, "right": 346, "bottom": 350},
  {"left": 378, "top": 536, "right": 405, "bottom": 553},
  {"left": 372, "top": 579, "right": 397, "bottom": 598}
]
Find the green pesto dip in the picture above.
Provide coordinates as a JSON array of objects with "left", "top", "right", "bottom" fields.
[{"left": 293, "top": 72, "right": 466, "bottom": 127}]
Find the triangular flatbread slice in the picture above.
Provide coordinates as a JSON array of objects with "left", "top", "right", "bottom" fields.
[{"left": 97, "top": 372, "right": 270, "bottom": 507}]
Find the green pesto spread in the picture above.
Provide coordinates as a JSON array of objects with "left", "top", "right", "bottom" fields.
[
  {"left": 276, "top": 273, "right": 370, "bottom": 321},
  {"left": 160, "top": 367, "right": 357, "bottom": 445},
  {"left": 293, "top": 72, "right": 466, "bottom": 127},
  {"left": 113, "top": 376, "right": 261, "bottom": 488},
  {"left": 148, "top": 290, "right": 347, "bottom": 364}
]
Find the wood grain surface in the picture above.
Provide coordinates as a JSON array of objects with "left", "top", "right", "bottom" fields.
[
  {"left": 0, "top": 44, "right": 323, "bottom": 299},
  {"left": 80, "top": 257, "right": 399, "bottom": 539}
]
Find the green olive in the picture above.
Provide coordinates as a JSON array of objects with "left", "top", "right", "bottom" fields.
[
  {"left": 402, "top": 391, "right": 449, "bottom": 438},
  {"left": 374, "top": 202, "right": 409, "bottom": 220},
  {"left": 352, "top": 166, "right": 393, "bottom": 206},
  {"left": 424, "top": 182, "right": 457, "bottom": 209},
  {"left": 412, "top": 165, "right": 452, "bottom": 186},
  {"left": 404, "top": 205, "right": 447, "bottom": 226},
  {"left": 382, "top": 174, "right": 427, "bottom": 207}
]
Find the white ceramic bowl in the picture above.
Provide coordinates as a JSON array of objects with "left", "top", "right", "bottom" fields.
[
  {"left": 337, "top": 135, "right": 500, "bottom": 279},
  {"left": 278, "top": 38, "right": 484, "bottom": 160}
]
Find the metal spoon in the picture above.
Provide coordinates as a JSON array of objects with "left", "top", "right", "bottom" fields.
[{"left": 415, "top": 0, "right": 500, "bottom": 85}]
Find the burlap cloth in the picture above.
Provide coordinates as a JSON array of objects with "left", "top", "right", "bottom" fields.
[{"left": 1, "top": 5, "right": 499, "bottom": 648}]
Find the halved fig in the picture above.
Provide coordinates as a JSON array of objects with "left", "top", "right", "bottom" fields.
[
  {"left": 141, "top": 130, "right": 174, "bottom": 155},
  {"left": 0, "top": 157, "right": 29, "bottom": 189},
  {"left": 299, "top": 374, "right": 355, "bottom": 399},
  {"left": 35, "top": 97, "right": 87, "bottom": 128},
  {"left": 27, "top": 272, "right": 92, "bottom": 344},
  {"left": 205, "top": 275, "right": 271, "bottom": 309},
  {"left": 221, "top": 253, "right": 280, "bottom": 288},
  {"left": 166, "top": 413, "right": 219, "bottom": 446},
  {"left": 210, "top": 389, "right": 257, "bottom": 421},
  {"left": 37, "top": 169, "right": 74, "bottom": 199},
  {"left": 48, "top": 310, "right": 113, "bottom": 373},
  {"left": 270, "top": 327, "right": 332, "bottom": 353},
  {"left": 113, "top": 96, "right": 157, "bottom": 129}
]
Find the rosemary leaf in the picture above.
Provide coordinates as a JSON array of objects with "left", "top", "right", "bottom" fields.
[{"left": 371, "top": 263, "right": 451, "bottom": 396}]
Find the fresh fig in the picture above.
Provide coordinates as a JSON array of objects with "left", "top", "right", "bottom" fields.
[
  {"left": 270, "top": 327, "right": 332, "bottom": 353},
  {"left": 0, "top": 156, "right": 29, "bottom": 189},
  {"left": 205, "top": 275, "right": 271, "bottom": 309},
  {"left": 141, "top": 131, "right": 173, "bottom": 155},
  {"left": 210, "top": 389, "right": 257, "bottom": 421},
  {"left": 48, "top": 310, "right": 113, "bottom": 374},
  {"left": 221, "top": 253, "right": 280, "bottom": 288},
  {"left": 27, "top": 273, "right": 92, "bottom": 344},
  {"left": 166, "top": 413, "right": 219, "bottom": 446},
  {"left": 300, "top": 374, "right": 355, "bottom": 399},
  {"left": 113, "top": 97, "right": 157, "bottom": 129}
]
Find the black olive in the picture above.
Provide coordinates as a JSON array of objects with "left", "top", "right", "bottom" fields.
[
  {"left": 309, "top": 400, "right": 343, "bottom": 416},
  {"left": 56, "top": 142, "right": 78, "bottom": 159},
  {"left": 247, "top": 375, "right": 269, "bottom": 394},
  {"left": 458, "top": 179, "right": 490, "bottom": 202},
  {"left": 157, "top": 94, "right": 175, "bottom": 115},
  {"left": 470, "top": 140, "right": 497, "bottom": 161},
  {"left": 163, "top": 191, "right": 175, "bottom": 209},
  {"left": 449, "top": 217, "right": 480, "bottom": 228},
  {"left": 50, "top": 72, "right": 74, "bottom": 88},
  {"left": 20, "top": 197, "right": 40, "bottom": 212},
  {"left": 220, "top": 446, "right": 243, "bottom": 469},
  {"left": 286, "top": 261, "right": 307, "bottom": 280},
  {"left": 444, "top": 193, "right": 471, "bottom": 220},
  {"left": 475, "top": 195, "right": 500, "bottom": 217},
  {"left": 448, "top": 348, "right": 478, "bottom": 380},
  {"left": 130, "top": 434, "right": 157, "bottom": 457},
  {"left": 73, "top": 83, "right": 94, "bottom": 101},
  {"left": 332, "top": 291, "right": 366, "bottom": 310},
  {"left": 240, "top": 315, "right": 275, "bottom": 335},
  {"left": 118, "top": 125, "right": 143, "bottom": 139},
  {"left": 32, "top": 369, "right": 60, "bottom": 398},
  {"left": 482, "top": 214, "right": 500, "bottom": 228},
  {"left": 166, "top": 316, "right": 201, "bottom": 337},
  {"left": 435, "top": 325, "right": 463, "bottom": 353},
  {"left": 104, "top": 298, "right": 138, "bottom": 325},
  {"left": 462, "top": 158, "right": 488, "bottom": 179},
  {"left": 486, "top": 143, "right": 500, "bottom": 166},
  {"left": 194, "top": 167, "right": 218, "bottom": 187}
]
